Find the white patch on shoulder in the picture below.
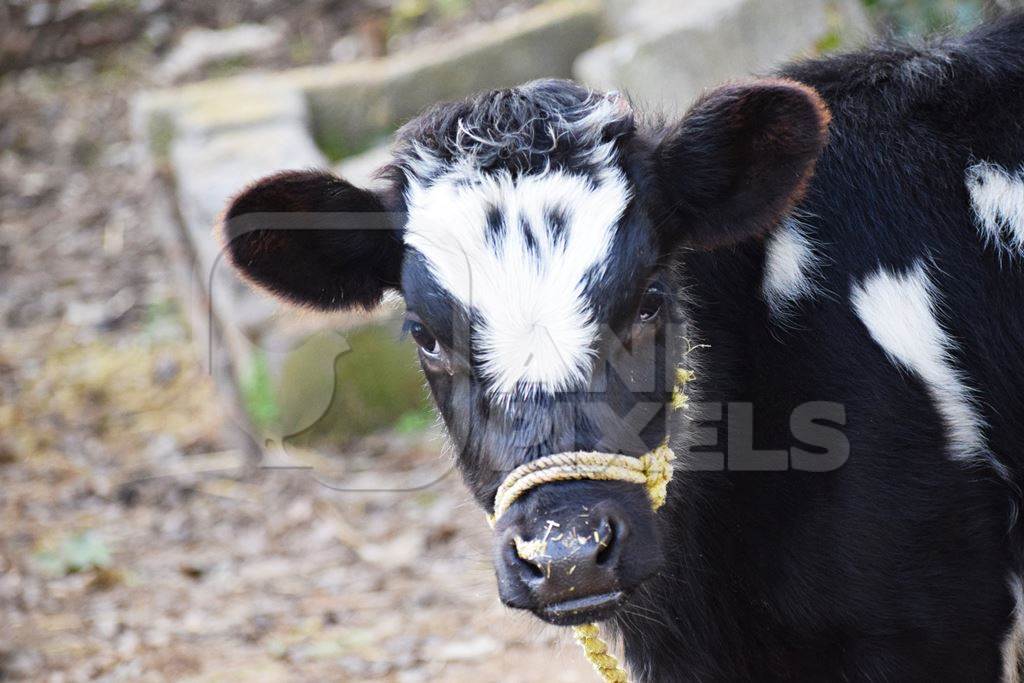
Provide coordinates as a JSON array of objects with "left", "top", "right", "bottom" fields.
[
  {"left": 403, "top": 167, "right": 630, "bottom": 399},
  {"left": 966, "top": 161, "right": 1024, "bottom": 259},
  {"left": 1004, "top": 574, "right": 1024, "bottom": 683},
  {"left": 762, "top": 217, "right": 823, "bottom": 320},
  {"left": 850, "top": 262, "right": 1007, "bottom": 478}
]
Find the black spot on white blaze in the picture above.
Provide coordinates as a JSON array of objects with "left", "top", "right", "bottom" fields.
[
  {"left": 484, "top": 205, "right": 505, "bottom": 248},
  {"left": 521, "top": 216, "right": 539, "bottom": 257},
  {"left": 546, "top": 205, "right": 569, "bottom": 248}
]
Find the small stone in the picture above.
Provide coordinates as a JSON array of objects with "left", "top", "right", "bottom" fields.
[
  {"left": 435, "top": 636, "right": 499, "bottom": 662},
  {"left": 152, "top": 355, "right": 180, "bottom": 385},
  {"left": 0, "top": 648, "right": 43, "bottom": 679},
  {"left": 145, "top": 15, "right": 173, "bottom": 46},
  {"left": 358, "top": 531, "right": 424, "bottom": 570},
  {"left": 92, "top": 612, "right": 121, "bottom": 639},
  {"left": 116, "top": 629, "right": 140, "bottom": 656},
  {"left": 25, "top": 2, "right": 50, "bottom": 27},
  {"left": 145, "top": 433, "right": 180, "bottom": 464},
  {"left": 329, "top": 35, "right": 364, "bottom": 63}
]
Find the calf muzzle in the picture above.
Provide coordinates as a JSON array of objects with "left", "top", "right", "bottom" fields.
[{"left": 492, "top": 481, "right": 664, "bottom": 626}]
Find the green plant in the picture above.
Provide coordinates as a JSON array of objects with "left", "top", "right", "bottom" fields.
[
  {"left": 389, "top": 0, "right": 432, "bottom": 37},
  {"left": 313, "top": 130, "right": 390, "bottom": 164},
  {"left": 435, "top": 0, "right": 472, "bottom": 20},
  {"left": 815, "top": 28, "right": 844, "bottom": 53},
  {"left": 289, "top": 36, "right": 315, "bottom": 65},
  {"left": 861, "top": 0, "right": 987, "bottom": 35},
  {"left": 35, "top": 532, "right": 112, "bottom": 576},
  {"left": 146, "top": 113, "right": 176, "bottom": 161},
  {"left": 205, "top": 55, "right": 255, "bottom": 79},
  {"left": 394, "top": 408, "right": 435, "bottom": 434},
  {"left": 241, "top": 350, "right": 279, "bottom": 429}
]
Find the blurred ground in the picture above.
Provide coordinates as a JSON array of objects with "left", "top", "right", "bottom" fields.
[{"left": 0, "top": 2, "right": 588, "bottom": 681}]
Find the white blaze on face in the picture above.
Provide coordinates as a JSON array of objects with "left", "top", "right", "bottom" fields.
[{"left": 403, "top": 168, "right": 631, "bottom": 399}]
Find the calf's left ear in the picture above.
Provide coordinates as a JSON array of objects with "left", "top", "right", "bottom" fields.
[
  {"left": 653, "top": 79, "right": 830, "bottom": 249},
  {"left": 219, "top": 170, "right": 404, "bottom": 311}
]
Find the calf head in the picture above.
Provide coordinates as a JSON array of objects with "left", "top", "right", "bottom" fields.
[{"left": 221, "top": 78, "right": 828, "bottom": 625}]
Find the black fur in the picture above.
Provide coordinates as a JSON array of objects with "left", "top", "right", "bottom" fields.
[
  {"left": 220, "top": 14, "right": 1024, "bottom": 680},
  {"left": 653, "top": 79, "right": 829, "bottom": 248},
  {"left": 382, "top": 78, "right": 635, "bottom": 188},
  {"left": 221, "top": 170, "right": 403, "bottom": 310},
  {"left": 619, "top": 15, "right": 1024, "bottom": 680}
]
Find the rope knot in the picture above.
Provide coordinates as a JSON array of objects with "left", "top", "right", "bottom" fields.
[{"left": 638, "top": 442, "right": 676, "bottom": 510}]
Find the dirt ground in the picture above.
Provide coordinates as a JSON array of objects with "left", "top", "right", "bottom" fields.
[{"left": 0, "top": 2, "right": 593, "bottom": 681}]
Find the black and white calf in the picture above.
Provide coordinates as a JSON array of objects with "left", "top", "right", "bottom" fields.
[{"left": 221, "top": 14, "right": 1024, "bottom": 681}]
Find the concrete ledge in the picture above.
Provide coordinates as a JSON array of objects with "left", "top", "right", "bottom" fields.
[
  {"left": 574, "top": 0, "right": 865, "bottom": 115},
  {"left": 135, "top": 0, "right": 602, "bottom": 154},
  {"left": 306, "top": 0, "right": 603, "bottom": 153}
]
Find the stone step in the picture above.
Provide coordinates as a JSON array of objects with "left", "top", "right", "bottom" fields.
[{"left": 575, "top": 0, "right": 871, "bottom": 115}]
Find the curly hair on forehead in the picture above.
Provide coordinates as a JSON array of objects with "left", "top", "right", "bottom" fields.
[{"left": 385, "top": 78, "right": 636, "bottom": 184}]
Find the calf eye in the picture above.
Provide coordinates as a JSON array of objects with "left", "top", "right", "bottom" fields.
[
  {"left": 408, "top": 320, "right": 442, "bottom": 359},
  {"left": 637, "top": 284, "right": 665, "bottom": 324}
]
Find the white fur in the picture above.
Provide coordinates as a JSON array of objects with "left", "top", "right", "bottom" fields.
[
  {"left": 1004, "top": 574, "right": 1024, "bottom": 683},
  {"left": 850, "top": 263, "right": 1007, "bottom": 477},
  {"left": 403, "top": 167, "right": 631, "bottom": 399},
  {"left": 966, "top": 161, "right": 1024, "bottom": 258},
  {"left": 762, "top": 217, "right": 823, "bottom": 319}
]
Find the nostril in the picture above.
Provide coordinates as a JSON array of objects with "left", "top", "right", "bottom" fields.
[
  {"left": 595, "top": 516, "right": 622, "bottom": 568},
  {"left": 508, "top": 538, "right": 544, "bottom": 579}
]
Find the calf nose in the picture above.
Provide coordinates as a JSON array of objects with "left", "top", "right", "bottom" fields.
[{"left": 502, "top": 510, "right": 627, "bottom": 611}]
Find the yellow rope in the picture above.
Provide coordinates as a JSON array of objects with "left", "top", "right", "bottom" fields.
[
  {"left": 574, "top": 623, "right": 630, "bottom": 683},
  {"left": 491, "top": 447, "right": 675, "bottom": 521},
  {"left": 487, "top": 367, "right": 692, "bottom": 683}
]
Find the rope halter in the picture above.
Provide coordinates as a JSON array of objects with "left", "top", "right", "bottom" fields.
[
  {"left": 486, "top": 368, "right": 692, "bottom": 683},
  {"left": 491, "top": 443, "right": 676, "bottom": 522}
]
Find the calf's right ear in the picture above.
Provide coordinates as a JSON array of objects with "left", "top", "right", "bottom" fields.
[{"left": 219, "top": 170, "right": 404, "bottom": 310}]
